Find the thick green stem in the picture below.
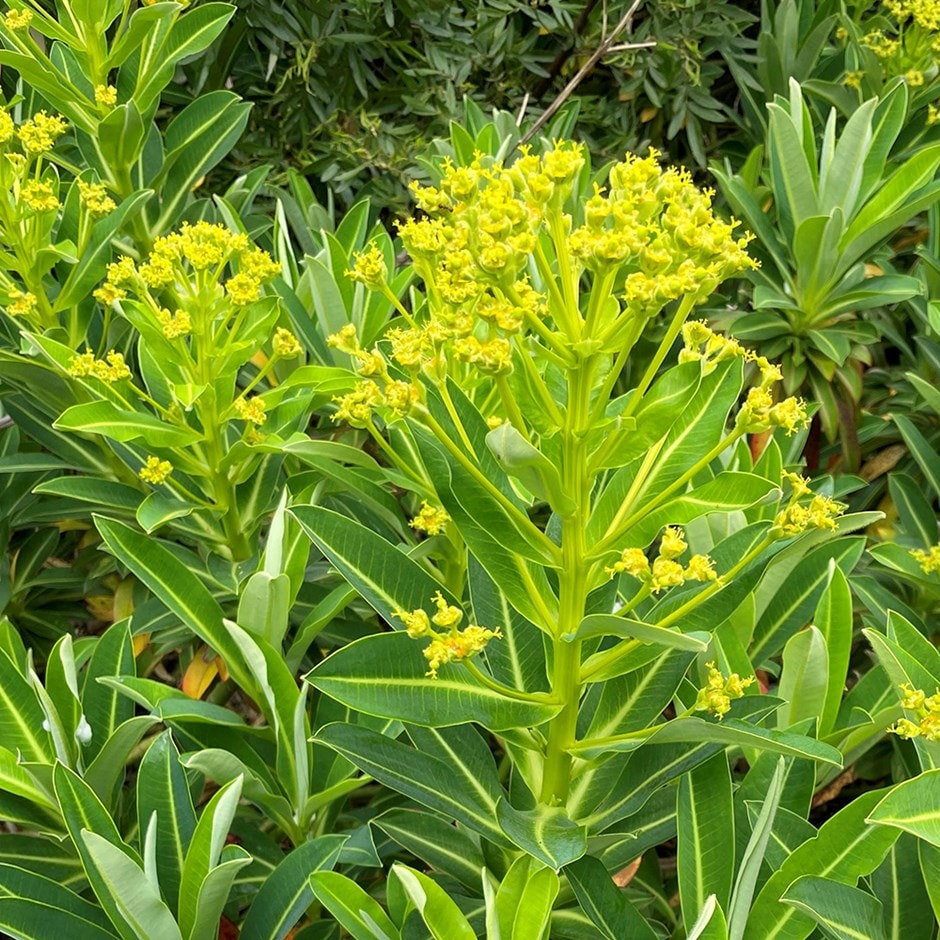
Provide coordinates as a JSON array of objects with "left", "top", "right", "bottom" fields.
[{"left": 539, "top": 360, "right": 592, "bottom": 804}]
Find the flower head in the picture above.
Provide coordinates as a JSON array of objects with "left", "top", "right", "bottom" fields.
[
  {"left": 139, "top": 456, "right": 172, "bottom": 485},
  {"left": 17, "top": 111, "right": 67, "bottom": 154},
  {"left": 695, "top": 662, "right": 755, "bottom": 719},
  {"left": 410, "top": 501, "right": 450, "bottom": 536}
]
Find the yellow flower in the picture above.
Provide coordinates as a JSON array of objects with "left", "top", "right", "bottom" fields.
[
  {"left": 21, "top": 180, "right": 59, "bottom": 212},
  {"left": 4, "top": 8, "right": 32, "bottom": 30},
  {"left": 225, "top": 271, "right": 263, "bottom": 305},
  {"left": 384, "top": 380, "right": 419, "bottom": 417},
  {"left": 327, "top": 323, "right": 361, "bottom": 355},
  {"left": 394, "top": 607, "right": 431, "bottom": 638},
  {"left": 155, "top": 307, "right": 191, "bottom": 339},
  {"left": 659, "top": 526, "right": 687, "bottom": 560},
  {"left": 7, "top": 288, "right": 37, "bottom": 317},
  {"left": 95, "top": 85, "right": 117, "bottom": 108},
  {"left": 650, "top": 557, "right": 685, "bottom": 593},
  {"left": 17, "top": 111, "right": 67, "bottom": 154},
  {"left": 273, "top": 327, "right": 303, "bottom": 359},
  {"left": 911, "top": 544, "right": 940, "bottom": 574},
  {"left": 233, "top": 396, "right": 267, "bottom": 425},
  {"left": 332, "top": 380, "right": 383, "bottom": 427},
  {"left": 685, "top": 554, "right": 717, "bottom": 582},
  {"left": 139, "top": 456, "right": 173, "bottom": 485},
  {"left": 695, "top": 662, "right": 755, "bottom": 719},
  {"left": 929, "top": 103, "right": 940, "bottom": 126},
  {"left": 605, "top": 547, "right": 650, "bottom": 579},
  {"left": 77, "top": 180, "right": 116, "bottom": 216},
  {"left": 773, "top": 493, "right": 844, "bottom": 536},
  {"left": 346, "top": 243, "right": 388, "bottom": 288},
  {"left": 431, "top": 590, "right": 463, "bottom": 628},
  {"left": 843, "top": 70, "right": 865, "bottom": 89},
  {"left": 409, "top": 501, "right": 450, "bottom": 536},
  {"left": 66, "top": 349, "right": 131, "bottom": 382},
  {"left": 0, "top": 110, "right": 13, "bottom": 144},
  {"left": 905, "top": 69, "right": 925, "bottom": 86}
]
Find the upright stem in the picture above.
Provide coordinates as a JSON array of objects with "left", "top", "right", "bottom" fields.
[{"left": 539, "top": 358, "right": 592, "bottom": 804}]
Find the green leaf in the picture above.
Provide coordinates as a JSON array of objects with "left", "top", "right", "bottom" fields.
[
  {"left": 239, "top": 836, "right": 347, "bottom": 940},
  {"left": 93, "top": 517, "right": 252, "bottom": 692},
  {"left": 54, "top": 402, "right": 202, "bottom": 448},
  {"left": 572, "top": 714, "right": 843, "bottom": 766},
  {"left": 153, "top": 91, "right": 252, "bottom": 232},
  {"left": 745, "top": 788, "right": 899, "bottom": 939},
  {"left": 306, "top": 632, "right": 559, "bottom": 731},
  {"left": 895, "top": 414, "right": 940, "bottom": 500},
  {"left": 314, "top": 722, "right": 511, "bottom": 847},
  {"left": 496, "top": 801, "right": 587, "bottom": 869},
  {"left": 80, "top": 830, "right": 182, "bottom": 940},
  {"left": 373, "top": 809, "right": 484, "bottom": 891},
  {"left": 728, "top": 758, "right": 786, "bottom": 940},
  {"left": 83, "top": 719, "right": 157, "bottom": 814},
  {"left": 781, "top": 877, "right": 885, "bottom": 940},
  {"left": 490, "top": 855, "right": 558, "bottom": 940},
  {"left": 0, "top": 897, "right": 119, "bottom": 940},
  {"left": 136, "top": 732, "right": 196, "bottom": 916},
  {"left": 485, "top": 423, "right": 575, "bottom": 514},
  {"left": 0, "top": 650, "right": 53, "bottom": 763},
  {"left": 565, "top": 854, "right": 657, "bottom": 940},
  {"left": 688, "top": 895, "right": 729, "bottom": 940},
  {"left": 814, "top": 564, "right": 853, "bottom": 739},
  {"left": 777, "top": 625, "right": 829, "bottom": 730},
  {"left": 391, "top": 863, "right": 476, "bottom": 940},
  {"left": 178, "top": 777, "right": 243, "bottom": 940},
  {"left": 567, "top": 614, "right": 708, "bottom": 651},
  {"left": 81, "top": 621, "right": 136, "bottom": 762},
  {"left": 0, "top": 863, "right": 113, "bottom": 933},
  {"left": 308, "top": 871, "right": 399, "bottom": 940},
  {"left": 678, "top": 754, "right": 734, "bottom": 929},
  {"left": 867, "top": 771, "right": 940, "bottom": 847}
]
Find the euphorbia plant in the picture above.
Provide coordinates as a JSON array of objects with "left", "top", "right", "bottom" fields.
[{"left": 293, "top": 141, "right": 858, "bottom": 928}]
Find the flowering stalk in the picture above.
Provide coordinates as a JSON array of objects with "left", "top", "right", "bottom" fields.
[{"left": 329, "top": 139, "right": 844, "bottom": 810}]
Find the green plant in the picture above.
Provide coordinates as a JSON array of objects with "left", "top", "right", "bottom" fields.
[
  {"left": 268, "top": 136, "right": 899, "bottom": 931},
  {"left": 712, "top": 78, "right": 940, "bottom": 464}
]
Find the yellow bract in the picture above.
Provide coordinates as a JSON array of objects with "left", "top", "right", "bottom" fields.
[{"left": 139, "top": 456, "right": 173, "bottom": 485}]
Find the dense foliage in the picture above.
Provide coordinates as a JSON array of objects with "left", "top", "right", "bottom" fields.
[{"left": 0, "top": 0, "right": 939, "bottom": 937}]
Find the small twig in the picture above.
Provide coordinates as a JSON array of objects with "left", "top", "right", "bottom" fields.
[
  {"left": 519, "top": 0, "right": 649, "bottom": 147},
  {"left": 531, "top": 0, "right": 604, "bottom": 101},
  {"left": 606, "top": 40, "right": 656, "bottom": 53},
  {"left": 516, "top": 91, "right": 531, "bottom": 127}
]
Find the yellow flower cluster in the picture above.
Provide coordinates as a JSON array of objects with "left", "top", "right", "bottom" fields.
[
  {"left": 890, "top": 683, "right": 940, "bottom": 741},
  {"left": 606, "top": 526, "right": 718, "bottom": 593},
  {"left": 139, "top": 456, "right": 173, "bottom": 485},
  {"left": 773, "top": 489, "right": 844, "bottom": 536},
  {"left": 394, "top": 591, "right": 501, "bottom": 678},
  {"left": 234, "top": 396, "right": 267, "bottom": 425},
  {"left": 884, "top": 0, "right": 940, "bottom": 30},
  {"left": 843, "top": 70, "right": 865, "bottom": 89},
  {"left": 77, "top": 180, "right": 116, "bottom": 217},
  {"left": 910, "top": 544, "right": 940, "bottom": 574},
  {"left": 695, "top": 662, "right": 755, "bottom": 719},
  {"left": 346, "top": 243, "right": 388, "bottom": 288},
  {"left": 155, "top": 307, "right": 191, "bottom": 339},
  {"left": 350, "top": 140, "right": 757, "bottom": 385},
  {"left": 21, "top": 180, "right": 59, "bottom": 212},
  {"left": 737, "top": 386, "right": 809, "bottom": 436},
  {"left": 409, "top": 501, "right": 450, "bottom": 536},
  {"left": 6, "top": 288, "right": 37, "bottom": 317},
  {"left": 681, "top": 320, "right": 783, "bottom": 386},
  {"left": 95, "top": 85, "right": 117, "bottom": 108},
  {"left": 66, "top": 349, "right": 131, "bottom": 382},
  {"left": 272, "top": 327, "right": 303, "bottom": 358},
  {"left": 4, "top": 9, "right": 32, "bottom": 30},
  {"left": 17, "top": 111, "right": 67, "bottom": 154}
]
